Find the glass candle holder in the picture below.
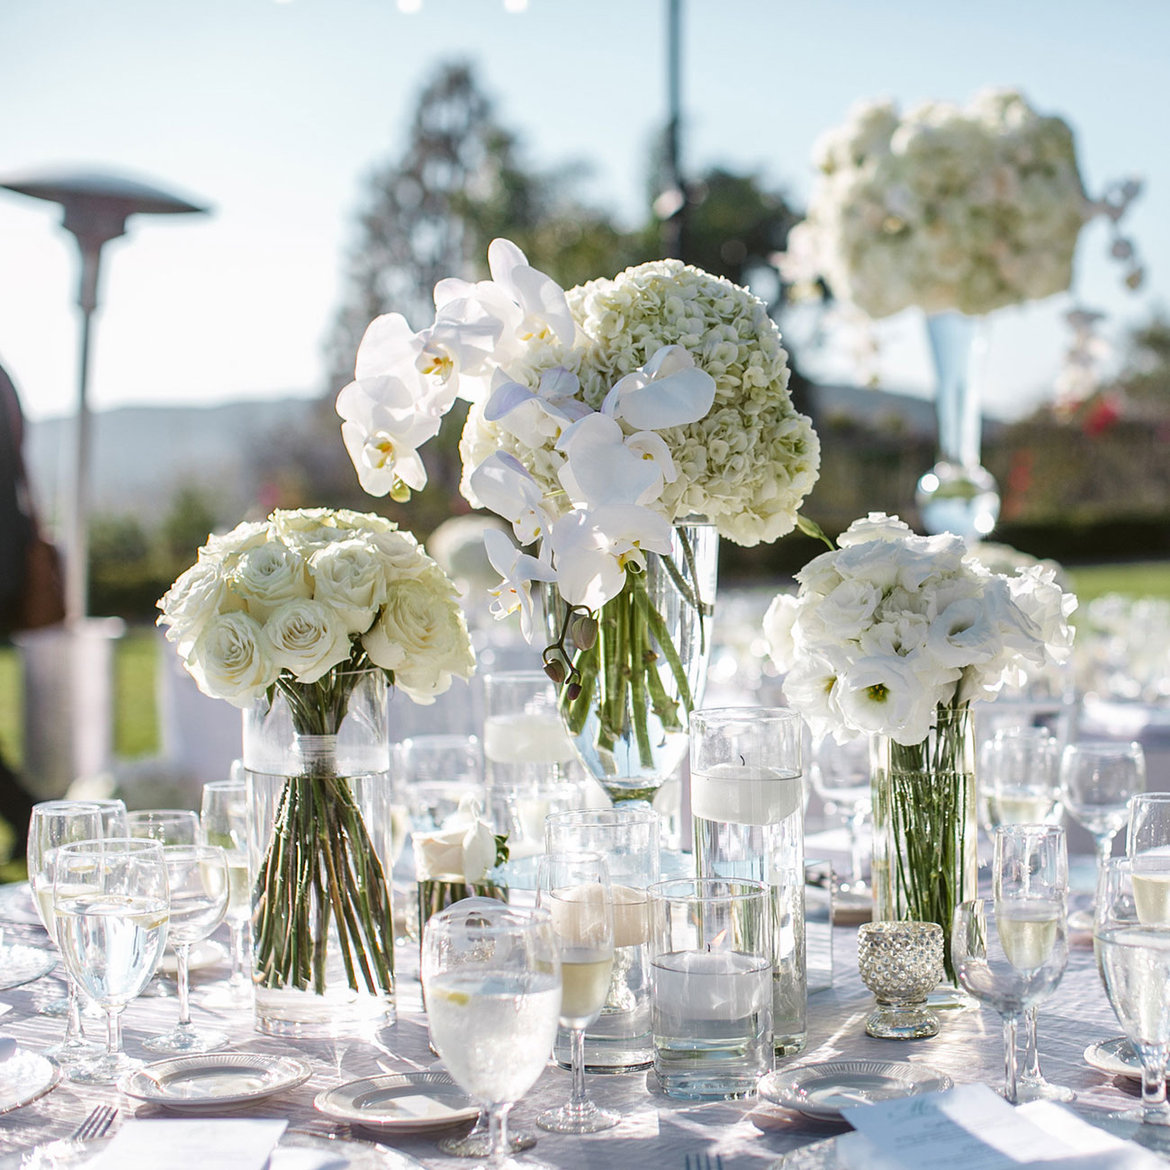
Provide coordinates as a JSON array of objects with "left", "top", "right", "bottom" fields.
[{"left": 857, "top": 921, "right": 943, "bottom": 1040}]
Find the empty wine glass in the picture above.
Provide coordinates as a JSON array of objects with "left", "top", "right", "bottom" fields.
[
  {"left": 200, "top": 779, "right": 251, "bottom": 998},
  {"left": 1096, "top": 860, "right": 1170, "bottom": 1136},
  {"left": 983, "top": 729, "right": 1062, "bottom": 829},
  {"left": 26, "top": 800, "right": 104, "bottom": 1060},
  {"left": 536, "top": 851, "right": 617, "bottom": 1134},
  {"left": 422, "top": 900, "right": 561, "bottom": 1169},
  {"left": 128, "top": 808, "right": 200, "bottom": 844},
  {"left": 808, "top": 734, "right": 871, "bottom": 896},
  {"left": 993, "top": 823, "right": 1073, "bottom": 1103},
  {"left": 143, "top": 844, "right": 230, "bottom": 1054},
  {"left": 952, "top": 898, "right": 1068, "bottom": 1104},
  {"left": 90, "top": 799, "right": 129, "bottom": 838},
  {"left": 52, "top": 837, "right": 170, "bottom": 1083}
]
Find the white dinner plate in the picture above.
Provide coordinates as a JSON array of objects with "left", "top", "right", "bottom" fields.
[
  {"left": 0, "top": 1047, "right": 61, "bottom": 1114},
  {"left": 758, "top": 1060, "right": 953, "bottom": 1121},
  {"left": 315, "top": 1072, "right": 479, "bottom": 1134},
  {"left": 119, "top": 1052, "right": 312, "bottom": 1112},
  {"left": 1084, "top": 1035, "right": 1144, "bottom": 1081},
  {"left": 0, "top": 944, "right": 57, "bottom": 992}
]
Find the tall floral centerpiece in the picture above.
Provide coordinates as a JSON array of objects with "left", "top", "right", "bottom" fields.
[
  {"left": 783, "top": 88, "right": 1141, "bottom": 540},
  {"left": 336, "top": 240, "right": 821, "bottom": 803},
  {"left": 158, "top": 508, "right": 474, "bottom": 1032},
  {"left": 766, "top": 513, "right": 1076, "bottom": 980}
]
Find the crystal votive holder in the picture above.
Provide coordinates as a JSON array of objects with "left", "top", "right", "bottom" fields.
[{"left": 857, "top": 921, "right": 943, "bottom": 1040}]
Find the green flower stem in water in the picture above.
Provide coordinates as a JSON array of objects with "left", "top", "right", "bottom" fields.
[{"left": 251, "top": 668, "right": 395, "bottom": 999}]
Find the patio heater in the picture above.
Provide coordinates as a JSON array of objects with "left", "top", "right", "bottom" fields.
[{"left": 0, "top": 166, "right": 209, "bottom": 795}]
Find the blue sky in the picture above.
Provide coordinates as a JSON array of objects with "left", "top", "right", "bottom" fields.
[{"left": 0, "top": 0, "right": 1165, "bottom": 423}]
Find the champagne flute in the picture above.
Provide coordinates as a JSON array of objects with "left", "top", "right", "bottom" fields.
[
  {"left": 808, "top": 734, "right": 872, "bottom": 896},
  {"left": 993, "top": 823, "right": 1073, "bottom": 1103},
  {"left": 127, "top": 808, "right": 200, "bottom": 844},
  {"left": 535, "top": 851, "right": 618, "bottom": 1134},
  {"left": 983, "top": 729, "right": 1062, "bottom": 829},
  {"left": 144, "top": 844, "right": 230, "bottom": 1054},
  {"left": 200, "top": 779, "right": 251, "bottom": 998},
  {"left": 1060, "top": 741, "right": 1146, "bottom": 907},
  {"left": 952, "top": 898, "right": 1068, "bottom": 1104},
  {"left": 26, "top": 800, "right": 104, "bottom": 1059},
  {"left": 422, "top": 900, "right": 561, "bottom": 1170},
  {"left": 1128, "top": 793, "right": 1170, "bottom": 916},
  {"left": 52, "top": 837, "right": 170, "bottom": 1083}
]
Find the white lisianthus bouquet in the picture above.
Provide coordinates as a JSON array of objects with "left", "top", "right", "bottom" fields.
[
  {"left": 782, "top": 88, "right": 1097, "bottom": 319},
  {"left": 158, "top": 507, "right": 474, "bottom": 1000},
  {"left": 338, "top": 240, "right": 820, "bottom": 797},
  {"left": 768, "top": 512, "right": 1077, "bottom": 745}
]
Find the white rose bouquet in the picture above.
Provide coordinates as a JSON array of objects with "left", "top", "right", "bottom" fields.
[
  {"left": 158, "top": 507, "right": 475, "bottom": 998},
  {"left": 337, "top": 239, "right": 820, "bottom": 799},
  {"left": 767, "top": 512, "right": 1077, "bottom": 977}
]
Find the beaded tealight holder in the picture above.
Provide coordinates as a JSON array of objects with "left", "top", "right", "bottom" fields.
[{"left": 857, "top": 921, "right": 944, "bottom": 1039}]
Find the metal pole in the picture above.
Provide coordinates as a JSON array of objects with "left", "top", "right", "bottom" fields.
[{"left": 663, "top": 0, "right": 687, "bottom": 261}]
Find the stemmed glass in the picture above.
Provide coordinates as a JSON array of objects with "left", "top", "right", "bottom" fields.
[
  {"left": 26, "top": 800, "right": 104, "bottom": 1059},
  {"left": 983, "top": 729, "right": 1062, "bottom": 830},
  {"left": 1095, "top": 857, "right": 1170, "bottom": 1137},
  {"left": 535, "top": 851, "right": 618, "bottom": 1134},
  {"left": 144, "top": 844, "right": 230, "bottom": 1054},
  {"left": 422, "top": 900, "right": 561, "bottom": 1170},
  {"left": 808, "top": 734, "right": 871, "bottom": 896},
  {"left": 952, "top": 898, "right": 1068, "bottom": 1104},
  {"left": 128, "top": 808, "right": 200, "bottom": 844},
  {"left": 993, "top": 823, "right": 1073, "bottom": 1102},
  {"left": 200, "top": 779, "right": 251, "bottom": 999},
  {"left": 1060, "top": 740, "right": 1146, "bottom": 916},
  {"left": 1128, "top": 793, "right": 1170, "bottom": 909},
  {"left": 52, "top": 838, "right": 170, "bottom": 1083}
]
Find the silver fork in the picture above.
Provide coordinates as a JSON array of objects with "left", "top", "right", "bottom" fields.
[
  {"left": 69, "top": 1105, "right": 117, "bottom": 1142},
  {"left": 684, "top": 1154, "right": 725, "bottom": 1170}
]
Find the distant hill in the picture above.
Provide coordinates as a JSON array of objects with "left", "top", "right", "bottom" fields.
[{"left": 25, "top": 397, "right": 321, "bottom": 523}]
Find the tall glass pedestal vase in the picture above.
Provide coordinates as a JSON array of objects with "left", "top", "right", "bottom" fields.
[
  {"left": 915, "top": 312, "right": 1001, "bottom": 542},
  {"left": 871, "top": 703, "right": 978, "bottom": 995},
  {"left": 548, "top": 522, "right": 718, "bottom": 805},
  {"left": 244, "top": 668, "right": 396, "bottom": 1036}
]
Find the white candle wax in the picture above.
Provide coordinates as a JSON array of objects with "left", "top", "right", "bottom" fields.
[
  {"left": 483, "top": 713, "right": 573, "bottom": 765},
  {"left": 690, "top": 763, "right": 802, "bottom": 826},
  {"left": 652, "top": 949, "right": 771, "bottom": 1021},
  {"left": 611, "top": 884, "right": 649, "bottom": 949}
]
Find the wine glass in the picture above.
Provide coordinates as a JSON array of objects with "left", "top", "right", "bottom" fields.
[
  {"left": 200, "top": 779, "right": 251, "bottom": 999},
  {"left": 1061, "top": 741, "right": 1146, "bottom": 892},
  {"left": 1096, "top": 858, "right": 1170, "bottom": 1135},
  {"left": 144, "top": 844, "right": 230, "bottom": 1054},
  {"left": 952, "top": 898, "right": 1068, "bottom": 1104},
  {"left": 422, "top": 900, "right": 561, "bottom": 1169},
  {"left": 90, "top": 799, "right": 129, "bottom": 838},
  {"left": 535, "top": 851, "right": 618, "bottom": 1134},
  {"left": 52, "top": 837, "right": 170, "bottom": 1083},
  {"left": 808, "top": 734, "right": 871, "bottom": 896},
  {"left": 993, "top": 823, "right": 1073, "bottom": 1103},
  {"left": 983, "top": 729, "right": 1062, "bottom": 829},
  {"left": 127, "top": 808, "right": 201, "bottom": 844},
  {"left": 26, "top": 800, "right": 104, "bottom": 1060}
]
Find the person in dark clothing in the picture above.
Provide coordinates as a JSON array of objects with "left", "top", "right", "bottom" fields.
[{"left": 0, "top": 361, "right": 44, "bottom": 861}]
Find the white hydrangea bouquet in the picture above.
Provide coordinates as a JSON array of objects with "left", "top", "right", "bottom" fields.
[
  {"left": 338, "top": 239, "right": 820, "bottom": 799},
  {"left": 766, "top": 512, "right": 1076, "bottom": 976},
  {"left": 782, "top": 88, "right": 1098, "bottom": 318},
  {"left": 158, "top": 507, "right": 474, "bottom": 999}
]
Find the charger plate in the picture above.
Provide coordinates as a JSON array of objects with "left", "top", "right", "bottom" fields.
[
  {"left": 119, "top": 1052, "right": 312, "bottom": 1112},
  {"left": 315, "top": 1071, "right": 479, "bottom": 1135},
  {"left": 758, "top": 1059, "right": 952, "bottom": 1121}
]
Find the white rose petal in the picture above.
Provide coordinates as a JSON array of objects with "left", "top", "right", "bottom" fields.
[
  {"left": 187, "top": 612, "right": 275, "bottom": 708},
  {"left": 265, "top": 599, "right": 354, "bottom": 684}
]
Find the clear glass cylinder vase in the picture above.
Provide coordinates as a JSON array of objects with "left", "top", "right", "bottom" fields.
[
  {"left": 545, "top": 522, "right": 719, "bottom": 805},
  {"left": 871, "top": 703, "right": 978, "bottom": 985},
  {"left": 243, "top": 667, "right": 396, "bottom": 1035}
]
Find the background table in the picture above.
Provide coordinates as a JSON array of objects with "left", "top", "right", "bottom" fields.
[{"left": 0, "top": 882, "right": 1148, "bottom": 1169}]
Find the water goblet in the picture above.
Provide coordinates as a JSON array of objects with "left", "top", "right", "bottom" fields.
[
  {"left": 857, "top": 921, "right": 942, "bottom": 1039},
  {"left": 143, "top": 844, "right": 230, "bottom": 1054},
  {"left": 90, "top": 799, "right": 129, "bottom": 837},
  {"left": 993, "top": 823, "right": 1073, "bottom": 1103},
  {"left": 1060, "top": 740, "right": 1146, "bottom": 907},
  {"left": 983, "top": 728, "right": 1062, "bottom": 829},
  {"left": 952, "top": 898, "right": 1068, "bottom": 1104},
  {"left": 26, "top": 800, "right": 105, "bottom": 1058},
  {"left": 52, "top": 837, "right": 170, "bottom": 1083},
  {"left": 422, "top": 900, "right": 561, "bottom": 1170},
  {"left": 127, "top": 808, "right": 201, "bottom": 844},
  {"left": 809, "top": 734, "right": 872, "bottom": 896},
  {"left": 535, "top": 851, "right": 618, "bottom": 1134},
  {"left": 200, "top": 778, "right": 251, "bottom": 998}
]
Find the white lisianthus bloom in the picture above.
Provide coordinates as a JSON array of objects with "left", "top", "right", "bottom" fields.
[
  {"left": 363, "top": 571, "right": 475, "bottom": 705},
  {"left": 230, "top": 541, "right": 312, "bottom": 623},
  {"left": 265, "top": 598, "right": 353, "bottom": 684},
  {"left": 1006, "top": 566, "right": 1078, "bottom": 663},
  {"left": 782, "top": 655, "right": 843, "bottom": 743},
  {"left": 483, "top": 528, "right": 557, "bottom": 644},
  {"left": 763, "top": 592, "right": 800, "bottom": 674},
  {"left": 157, "top": 559, "right": 238, "bottom": 657},
  {"left": 187, "top": 612, "right": 275, "bottom": 707},
  {"left": 836, "top": 657, "right": 940, "bottom": 746},
  {"left": 308, "top": 538, "right": 387, "bottom": 635},
  {"left": 835, "top": 512, "right": 915, "bottom": 547}
]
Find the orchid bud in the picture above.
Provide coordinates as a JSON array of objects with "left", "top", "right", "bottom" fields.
[
  {"left": 569, "top": 612, "right": 598, "bottom": 650},
  {"left": 544, "top": 658, "right": 567, "bottom": 687},
  {"left": 566, "top": 681, "right": 582, "bottom": 702}
]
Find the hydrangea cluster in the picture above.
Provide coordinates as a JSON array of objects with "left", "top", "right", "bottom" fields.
[
  {"left": 765, "top": 513, "right": 1077, "bottom": 745},
  {"left": 157, "top": 507, "right": 474, "bottom": 706},
  {"left": 783, "top": 88, "right": 1090, "bottom": 318}
]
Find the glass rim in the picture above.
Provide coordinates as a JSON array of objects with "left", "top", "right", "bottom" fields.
[
  {"left": 55, "top": 836, "right": 166, "bottom": 855},
  {"left": 31, "top": 800, "right": 104, "bottom": 813},
  {"left": 544, "top": 807, "right": 658, "bottom": 829},
  {"left": 647, "top": 877, "right": 770, "bottom": 905},
  {"left": 126, "top": 809, "right": 198, "bottom": 821},
  {"left": 481, "top": 668, "right": 558, "bottom": 685},
  {"left": 691, "top": 706, "right": 803, "bottom": 730},
  {"left": 423, "top": 900, "right": 553, "bottom": 934},
  {"left": 1061, "top": 739, "right": 1143, "bottom": 756}
]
